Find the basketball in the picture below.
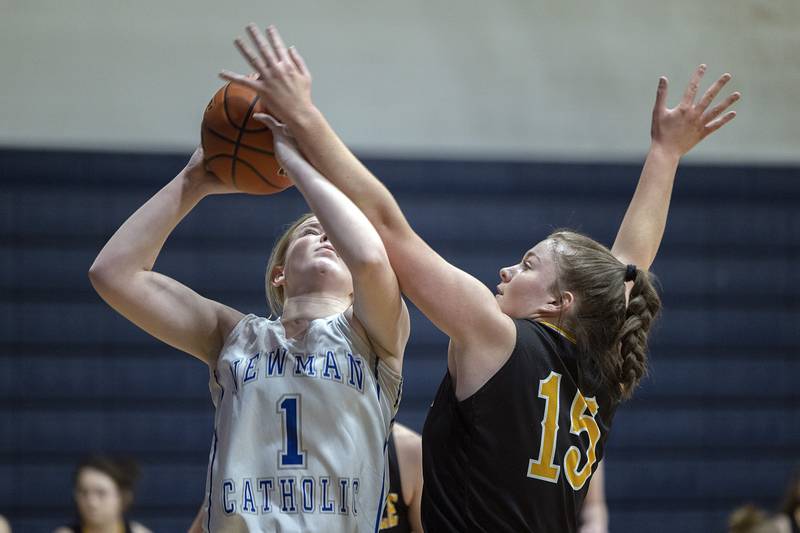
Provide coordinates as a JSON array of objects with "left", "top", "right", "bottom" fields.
[{"left": 201, "top": 82, "right": 292, "bottom": 195}]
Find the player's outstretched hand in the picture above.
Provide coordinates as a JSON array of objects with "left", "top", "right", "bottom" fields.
[
  {"left": 183, "top": 147, "right": 240, "bottom": 195},
  {"left": 252, "top": 113, "right": 306, "bottom": 178},
  {"left": 220, "top": 24, "right": 314, "bottom": 127},
  {"left": 650, "top": 64, "right": 741, "bottom": 158}
]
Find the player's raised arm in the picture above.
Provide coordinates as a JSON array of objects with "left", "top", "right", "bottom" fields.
[
  {"left": 88, "top": 148, "right": 244, "bottom": 365},
  {"left": 255, "top": 114, "right": 409, "bottom": 365},
  {"left": 612, "top": 65, "right": 740, "bottom": 271},
  {"left": 221, "top": 24, "right": 515, "bottom": 354}
]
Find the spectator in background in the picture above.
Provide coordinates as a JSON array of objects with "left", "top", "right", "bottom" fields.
[
  {"left": 54, "top": 456, "right": 151, "bottom": 533},
  {"left": 775, "top": 468, "right": 800, "bottom": 533},
  {"left": 728, "top": 504, "right": 780, "bottom": 533},
  {"left": 728, "top": 468, "right": 800, "bottom": 533},
  {"left": 0, "top": 514, "right": 11, "bottom": 533}
]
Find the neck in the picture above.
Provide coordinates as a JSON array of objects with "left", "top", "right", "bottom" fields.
[{"left": 280, "top": 294, "right": 350, "bottom": 337}]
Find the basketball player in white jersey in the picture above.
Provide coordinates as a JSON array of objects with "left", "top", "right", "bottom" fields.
[{"left": 89, "top": 110, "right": 409, "bottom": 530}]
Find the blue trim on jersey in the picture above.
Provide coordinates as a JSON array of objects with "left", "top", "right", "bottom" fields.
[
  {"left": 372, "top": 436, "right": 390, "bottom": 532},
  {"left": 207, "top": 370, "right": 225, "bottom": 532},
  {"left": 374, "top": 358, "right": 381, "bottom": 402}
]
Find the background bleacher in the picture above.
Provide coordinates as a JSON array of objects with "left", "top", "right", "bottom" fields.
[{"left": 1, "top": 148, "right": 798, "bottom": 532}]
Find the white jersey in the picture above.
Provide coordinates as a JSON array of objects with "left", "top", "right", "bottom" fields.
[{"left": 201, "top": 312, "right": 402, "bottom": 533}]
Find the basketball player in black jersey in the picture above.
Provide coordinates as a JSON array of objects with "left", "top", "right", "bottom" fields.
[
  {"left": 221, "top": 25, "right": 740, "bottom": 531},
  {"left": 380, "top": 423, "right": 424, "bottom": 533}
]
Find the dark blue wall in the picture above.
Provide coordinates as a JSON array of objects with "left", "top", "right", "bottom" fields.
[{"left": 1, "top": 148, "right": 798, "bottom": 532}]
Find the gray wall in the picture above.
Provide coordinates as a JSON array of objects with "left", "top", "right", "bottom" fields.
[{"left": 1, "top": 0, "right": 798, "bottom": 162}]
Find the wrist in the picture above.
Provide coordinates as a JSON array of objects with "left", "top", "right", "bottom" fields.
[
  {"left": 178, "top": 168, "right": 213, "bottom": 199},
  {"left": 283, "top": 104, "right": 325, "bottom": 132},
  {"left": 648, "top": 142, "right": 682, "bottom": 163}
]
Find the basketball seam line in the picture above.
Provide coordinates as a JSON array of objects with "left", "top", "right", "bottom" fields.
[
  {"left": 222, "top": 84, "right": 238, "bottom": 131},
  {"left": 204, "top": 154, "right": 284, "bottom": 190},
  {"left": 230, "top": 95, "right": 263, "bottom": 188},
  {"left": 203, "top": 124, "right": 276, "bottom": 156}
]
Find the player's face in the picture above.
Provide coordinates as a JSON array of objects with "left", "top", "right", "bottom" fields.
[
  {"left": 496, "top": 239, "right": 561, "bottom": 319},
  {"left": 74, "top": 467, "right": 125, "bottom": 526},
  {"left": 281, "top": 217, "right": 354, "bottom": 298}
]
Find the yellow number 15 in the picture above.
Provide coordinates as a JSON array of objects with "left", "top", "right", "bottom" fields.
[{"left": 527, "top": 371, "right": 600, "bottom": 491}]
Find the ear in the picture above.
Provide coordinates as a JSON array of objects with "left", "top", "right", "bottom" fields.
[
  {"left": 544, "top": 291, "right": 575, "bottom": 315},
  {"left": 271, "top": 266, "right": 286, "bottom": 287}
]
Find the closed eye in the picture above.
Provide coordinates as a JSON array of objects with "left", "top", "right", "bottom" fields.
[{"left": 299, "top": 226, "right": 321, "bottom": 236}]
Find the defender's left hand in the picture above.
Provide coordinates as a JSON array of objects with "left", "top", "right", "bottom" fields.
[{"left": 650, "top": 65, "right": 741, "bottom": 158}]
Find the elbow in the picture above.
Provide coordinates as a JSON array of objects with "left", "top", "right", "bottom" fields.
[
  {"left": 88, "top": 259, "right": 113, "bottom": 294},
  {"left": 88, "top": 256, "right": 133, "bottom": 294},
  {"left": 347, "top": 247, "right": 391, "bottom": 277}
]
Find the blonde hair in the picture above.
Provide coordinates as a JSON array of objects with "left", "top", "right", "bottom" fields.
[{"left": 265, "top": 213, "right": 315, "bottom": 317}]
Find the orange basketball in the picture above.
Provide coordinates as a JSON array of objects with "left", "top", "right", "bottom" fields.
[{"left": 201, "top": 83, "right": 292, "bottom": 195}]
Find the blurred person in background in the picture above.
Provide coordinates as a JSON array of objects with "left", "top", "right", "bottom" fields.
[
  {"left": 774, "top": 468, "right": 800, "bottom": 533},
  {"left": 54, "top": 456, "right": 151, "bottom": 533},
  {"left": 728, "top": 468, "right": 800, "bottom": 533},
  {"left": 758, "top": 468, "right": 800, "bottom": 533},
  {"left": 0, "top": 514, "right": 11, "bottom": 533},
  {"left": 728, "top": 504, "right": 780, "bottom": 533}
]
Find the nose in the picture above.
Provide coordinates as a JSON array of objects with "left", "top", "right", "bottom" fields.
[
  {"left": 320, "top": 233, "right": 329, "bottom": 243},
  {"left": 499, "top": 266, "right": 512, "bottom": 282}
]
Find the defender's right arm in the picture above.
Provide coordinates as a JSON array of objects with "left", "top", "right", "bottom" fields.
[{"left": 88, "top": 148, "right": 243, "bottom": 365}]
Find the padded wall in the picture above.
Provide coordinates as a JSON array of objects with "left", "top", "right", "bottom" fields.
[{"left": 1, "top": 148, "right": 798, "bottom": 531}]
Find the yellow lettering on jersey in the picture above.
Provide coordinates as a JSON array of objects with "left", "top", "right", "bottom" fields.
[
  {"left": 380, "top": 493, "right": 399, "bottom": 529},
  {"left": 564, "top": 393, "right": 600, "bottom": 490},
  {"left": 527, "top": 371, "right": 561, "bottom": 483}
]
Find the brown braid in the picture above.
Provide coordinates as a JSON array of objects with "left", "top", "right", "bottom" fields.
[{"left": 617, "top": 267, "right": 661, "bottom": 400}]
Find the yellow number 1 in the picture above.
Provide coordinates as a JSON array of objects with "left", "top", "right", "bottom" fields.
[
  {"left": 527, "top": 372, "right": 561, "bottom": 482},
  {"left": 527, "top": 371, "right": 601, "bottom": 490}
]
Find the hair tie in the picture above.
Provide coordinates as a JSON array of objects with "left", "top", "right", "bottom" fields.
[{"left": 624, "top": 264, "right": 638, "bottom": 282}]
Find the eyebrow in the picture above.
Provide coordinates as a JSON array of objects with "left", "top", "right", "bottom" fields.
[
  {"left": 523, "top": 251, "right": 539, "bottom": 263},
  {"left": 297, "top": 221, "right": 322, "bottom": 232}
]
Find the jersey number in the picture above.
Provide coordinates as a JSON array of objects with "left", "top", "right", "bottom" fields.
[
  {"left": 527, "top": 371, "right": 600, "bottom": 490},
  {"left": 278, "top": 395, "right": 307, "bottom": 468}
]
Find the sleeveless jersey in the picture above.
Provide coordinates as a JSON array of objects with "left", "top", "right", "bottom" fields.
[
  {"left": 421, "top": 319, "right": 617, "bottom": 532},
  {"left": 379, "top": 432, "right": 411, "bottom": 532},
  {"left": 202, "top": 313, "right": 403, "bottom": 532}
]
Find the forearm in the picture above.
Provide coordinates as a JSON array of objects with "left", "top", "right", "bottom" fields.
[
  {"left": 611, "top": 144, "right": 680, "bottom": 270},
  {"left": 285, "top": 107, "right": 412, "bottom": 238},
  {"left": 281, "top": 149, "right": 387, "bottom": 269},
  {"left": 90, "top": 171, "right": 208, "bottom": 278}
]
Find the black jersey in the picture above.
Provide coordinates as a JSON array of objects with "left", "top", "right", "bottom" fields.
[
  {"left": 380, "top": 431, "right": 412, "bottom": 532},
  {"left": 421, "top": 319, "right": 617, "bottom": 532}
]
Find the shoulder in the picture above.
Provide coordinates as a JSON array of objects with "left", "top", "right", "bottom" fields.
[
  {"left": 130, "top": 521, "right": 153, "bottom": 533},
  {"left": 53, "top": 528, "right": 74, "bottom": 533}
]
